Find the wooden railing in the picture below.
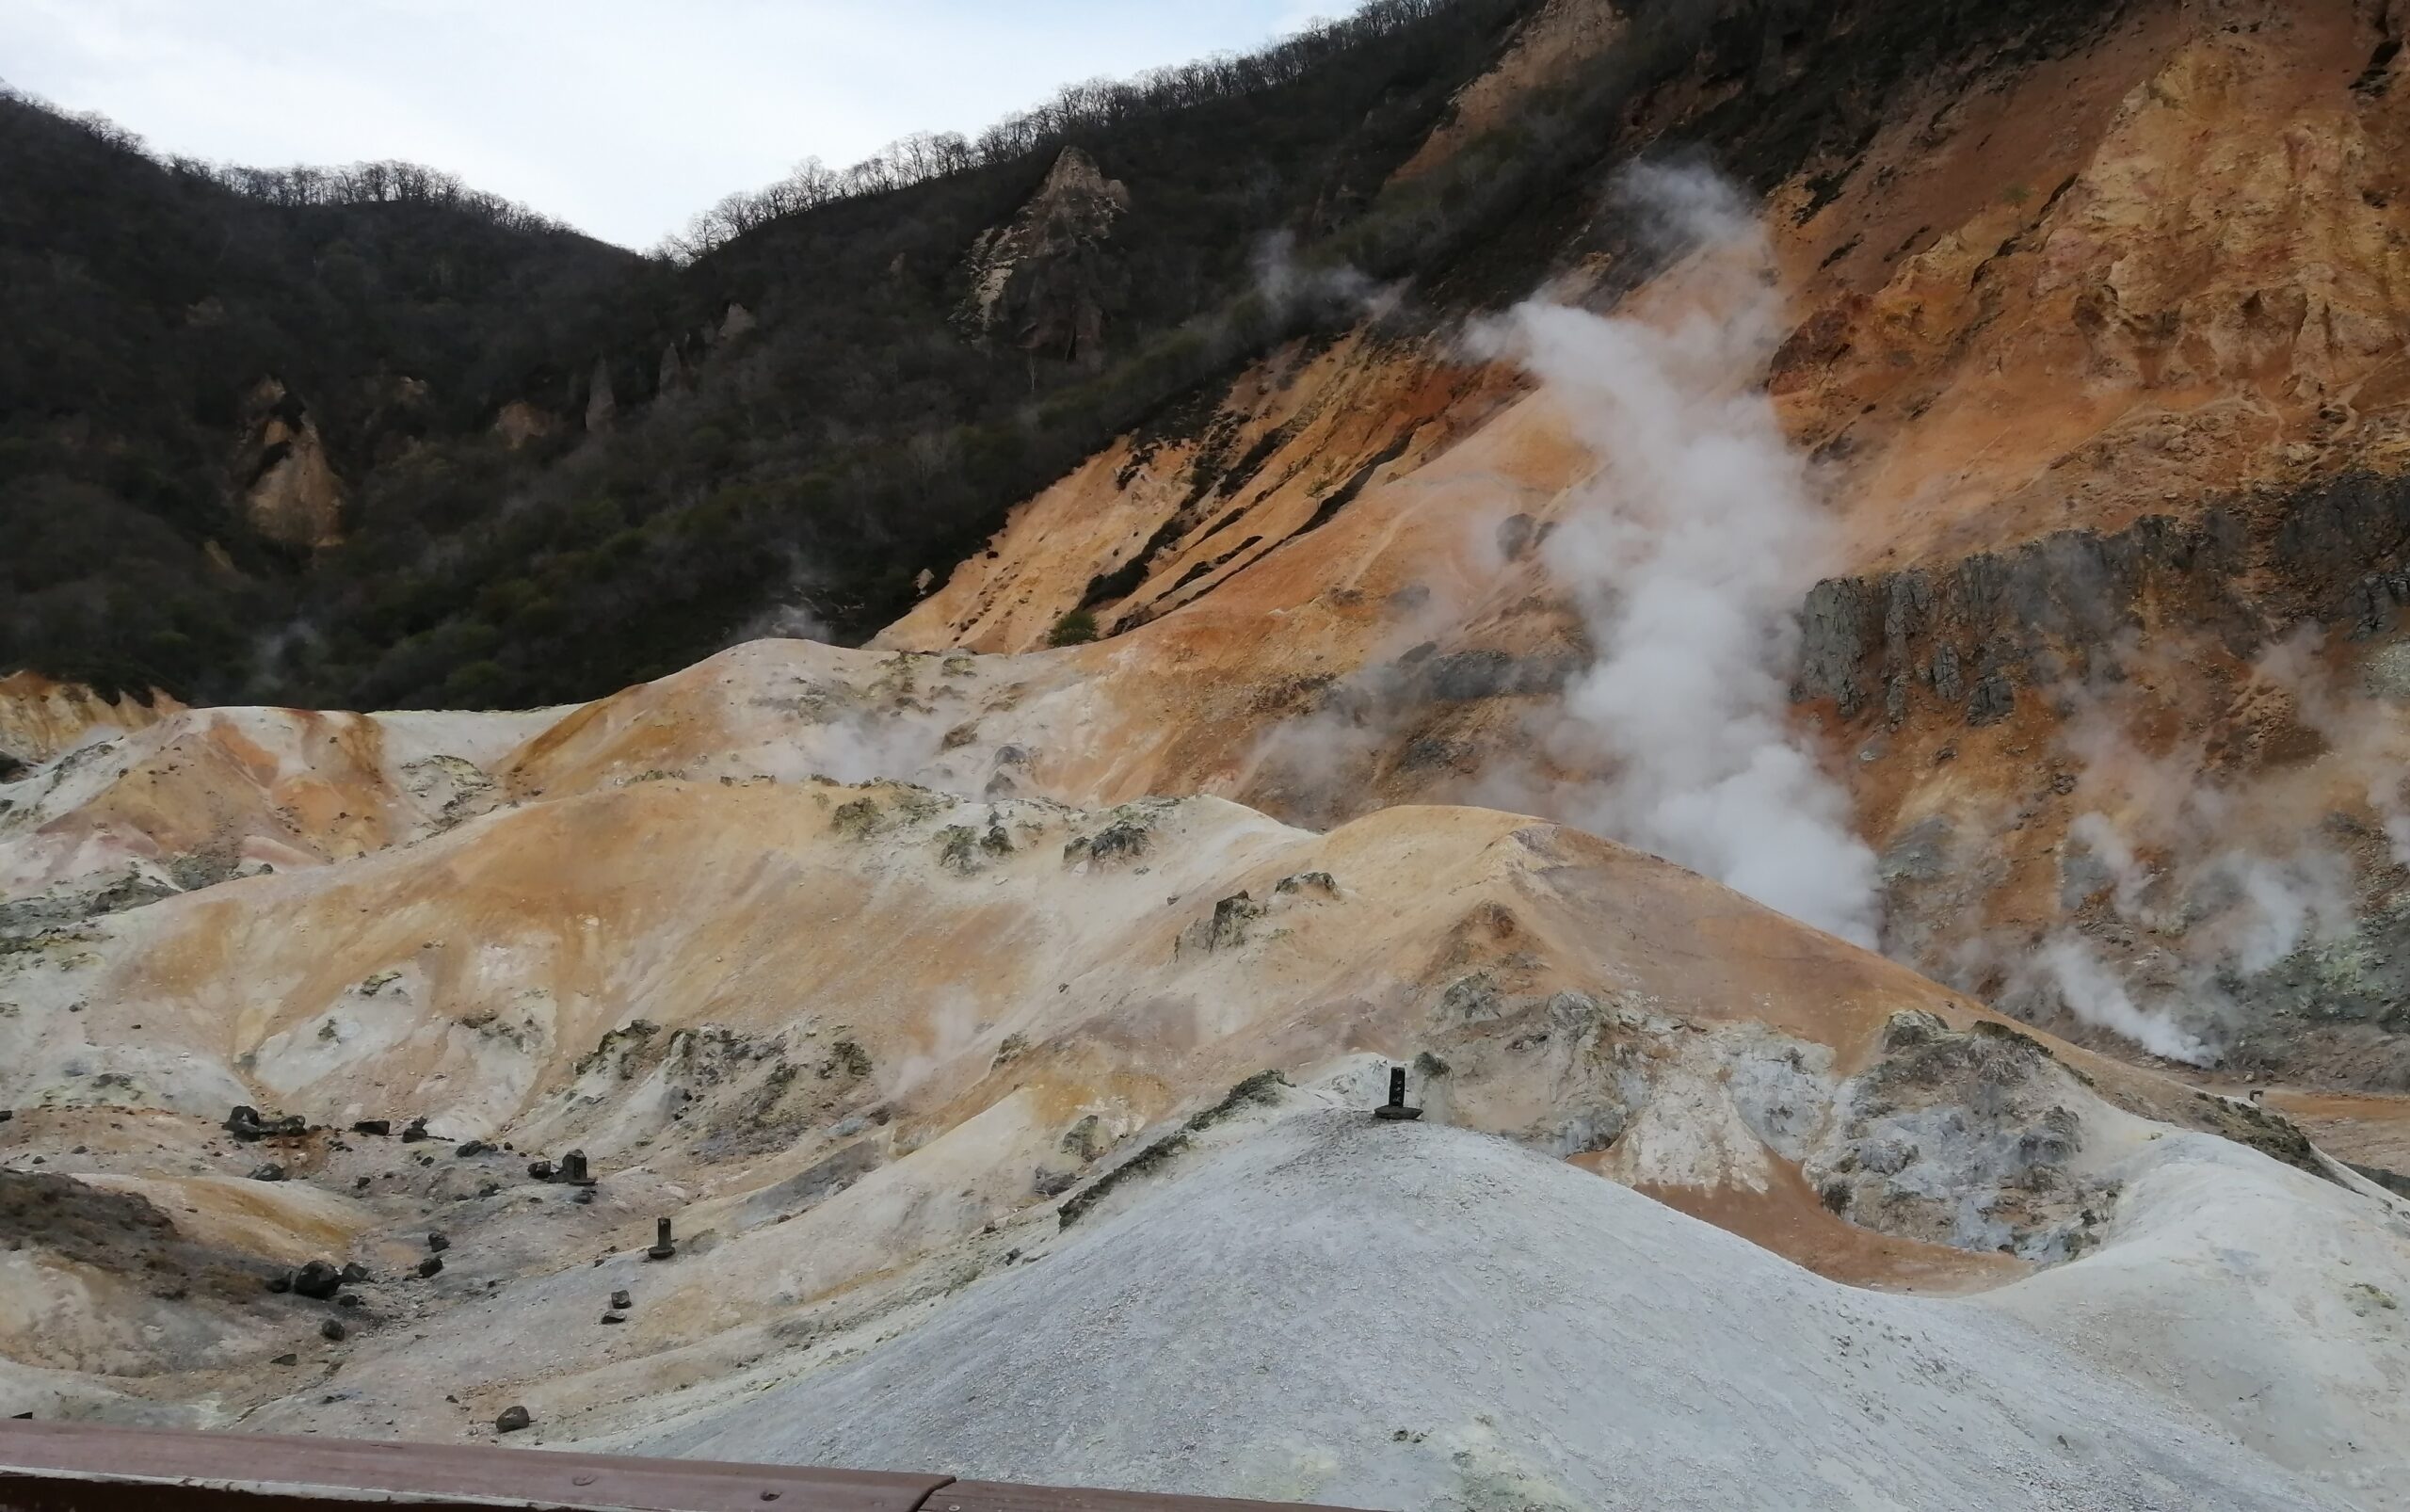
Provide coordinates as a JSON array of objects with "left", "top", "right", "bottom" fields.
[{"left": 0, "top": 1420, "right": 1369, "bottom": 1511}]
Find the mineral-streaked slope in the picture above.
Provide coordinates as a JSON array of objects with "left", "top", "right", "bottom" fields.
[
  {"left": 874, "top": 0, "right": 2410, "bottom": 1089},
  {"left": 3, "top": 657, "right": 2409, "bottom": 1508},
  {"left": 11, "top": 0, "right": 2410, "bottom": 1504},
  {"left": 635, "top": 1109, "right": 2394, "bottom": 1512}
]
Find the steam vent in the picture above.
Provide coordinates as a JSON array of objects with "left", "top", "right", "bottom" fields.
[{"left": 7, "top": 2, "right": 2410, "bottom": 1508}]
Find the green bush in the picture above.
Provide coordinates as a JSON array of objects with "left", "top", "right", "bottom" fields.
[{"left": 1048, "top": 608, "right": 1099, "bottom": 647}]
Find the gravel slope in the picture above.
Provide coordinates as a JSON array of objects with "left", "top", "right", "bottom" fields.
[{"left": 638, "top": 1110, "right": 2357, "bottom": 1511}]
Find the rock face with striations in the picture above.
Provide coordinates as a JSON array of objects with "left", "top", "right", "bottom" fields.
[
  {"left": 956, "top": 146, "right": 1131, "bottom": 369},
  {"left": 229, "top": 378, "right": 345, "bottom": 552}
]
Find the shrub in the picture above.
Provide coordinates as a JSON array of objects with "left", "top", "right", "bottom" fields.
[{"left": 1048, "top": 608, "right": 1100, "bottom": 647}]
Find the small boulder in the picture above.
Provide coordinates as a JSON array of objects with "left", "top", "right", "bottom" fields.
[
  {"left": 340, "top": 1262, "right": 370, "bottom": 1283},
  {"left": 350, "top": 1119, "right": 391, "bottom": 1136},
  {"left": 526, "top": 1159, "right": 554, "bottom": 1181},
  {"left": 337, "top": 1295, "right": 363, "bottom": 1310},
  {"left": 289, "top": 1261, "right": 344, "bottom": 1301},
  {"left": 456, "top": 1140, "right": 489, "bottom": 1158},
  {"left": 1881, "top": 1009, "right": 1950, "bottom": 1053},
  {"left": 320, "top": 1319, "right": 346, "bottom": 1342},
  {"left": 415, "top": 1256, "right": 443, "bottom": 1279},
  {"left": 609, "top": 1289, "right": 631, "bottom": 1311},
  {"left": 225, "top": 1105, "right": 306, "bottom": 1142},
  {"left": 495, "top": 1406, "right": 530, "bottom": 1434},
  {"left": 426, "top": 1232, "right": 450, "bottom": 1253},
  {"left": 398, "top": 1118, "right": 429, "bottom": 1144},
  {"left": 271, "top": 1353, "right": 298, "bottom": 1367}
]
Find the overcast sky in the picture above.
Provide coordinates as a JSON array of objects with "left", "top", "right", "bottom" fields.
[{"left": 2, "top": 1, "right": 1351, "bottom": 249}]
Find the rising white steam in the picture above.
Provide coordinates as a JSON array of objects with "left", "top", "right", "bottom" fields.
[
  {"left": 2016, "top": 630, "right": 2366, "bottom": 1065},
  {"left": 2025, "top": 935, "right": 2214, "bottom": 1067},
  {"left": 1473, "top": 164, "right": 1882, "bottom": 947}
]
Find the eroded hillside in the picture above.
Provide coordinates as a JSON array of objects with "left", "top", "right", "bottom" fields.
[
  {"left": 11, "top": 2, "right": 2410, "bottom": 1507},
  {"left": 883, "top": 0, "right": 2410, "bottom": 1091},
  {"left": 3, "top": 655, "right": 2407, "bottom": 1506}
]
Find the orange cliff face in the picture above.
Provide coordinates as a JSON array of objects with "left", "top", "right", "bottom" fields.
[{"left": 868, "top": 0, "right": 2410, "bottom": 1087}]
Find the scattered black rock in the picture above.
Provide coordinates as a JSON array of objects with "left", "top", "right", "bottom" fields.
[
  {"left": 248, "top": 1163, "right": 286, "bottom": 1182},
  {"left": 415, "top": 1256, "right": 443, "bottom": 1279},
  {"left": 351, "top": 1119, "right": 390, "bottom": 1136},
  {"left": 526, "top": 1159, "right": 554, "bottom": 1181},
  {"left": 456, "top": 1140, "right": 489, "bottom": 1158},
  {"left": 340, "top": 1262, "right": 370, "bottom": 1283},
  {"left": 352, "top": 1176, "right": 371, "bottom": 1190},
  {"left": 271, "top": 1353, "right": 298, "bottom": 1367},
  {"left": 288, "top": 1261, "right": 344, "bottom": 1300},
  {"left": 495, "top": 1406, "right": 530, "bottom": 1433},
  {"left": 337, "top": 1294, "right": 363, "bottom": 1310},
  {"left": 224, "top": 1105, "right": 306, "bottom": 1142},
  {"left": 398, "top": 1118, "right": 429, "bottom": 1144},
  {"left": 609, "top": 1289, "right": 631, "bottom": 1311},
  {"left": 426, "top": 1232, "right": 450, "bottom": 1253},
  {"left": 0, "top": 1111, "right": 11, "bottom": 1123},
  {"left": 319, "top": 1319, "right": 345, "bottom": 1342}
]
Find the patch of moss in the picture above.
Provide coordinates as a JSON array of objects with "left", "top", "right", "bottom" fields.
[
  {"left": 1066, "top": 812, "right": 1152, "bottom": 865},
  {"left": 818, "top": 1038, "right": 872, "bottom": 1080},
  {"left": 1184, "top": 1069, "right": 1290, "bottom": 1133},
  {"left": 1058, "top": 1130, "right": 1190, "bottom": 1230},
  {"left": 829, "top": 797, "right": 882, "bottom": 838},
  {"left": 936, "top": 825, "right": 981, "bottom": 874},
  {"left": 2191, "top": 1092, "right": 2332, "bottom": 1182}
]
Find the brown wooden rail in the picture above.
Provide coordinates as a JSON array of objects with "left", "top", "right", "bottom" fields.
[{"left": 0, "top": 1420, "right": 1370, "bottom": 1512}]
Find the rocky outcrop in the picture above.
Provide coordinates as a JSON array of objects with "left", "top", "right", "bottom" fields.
[
  {"left": 956, "top": 147, "right": 1131, "bottom": 368},
  {"left": 583, "top": 358, "right": 618, "bottom": 434},
  {"left": 1392, "top": 0, "right": 1626, "bottom": 181},
  {"left": 492, "top": 401, "right": 559, "bottom": 449},
  {"left": 1793, "top": 473, "right": 2410, "bottom": 728},
  {"left": 231, "top": 378, "right": 345, "bottom": 552}
]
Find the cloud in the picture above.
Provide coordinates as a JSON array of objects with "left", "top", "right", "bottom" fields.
[{"left": 0, "top": 1, "right": 1361, "bottom": 249}]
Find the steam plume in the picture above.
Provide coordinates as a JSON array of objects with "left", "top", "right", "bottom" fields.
[{"left": 1474, "top": 164, "right": 1881, "bottom": 947}]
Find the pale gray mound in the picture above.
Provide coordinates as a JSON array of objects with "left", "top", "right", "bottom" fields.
[{"left": 638, "top": 1113, "right": 2343, "bottom": 1511}]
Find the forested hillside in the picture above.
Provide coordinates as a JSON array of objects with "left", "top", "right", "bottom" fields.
[
  {"left": 4, "top": 0, "right": 2127, "bottom": 709},
  {"left": 2, "top": 0, "right": 1537, "bottom": 707}
]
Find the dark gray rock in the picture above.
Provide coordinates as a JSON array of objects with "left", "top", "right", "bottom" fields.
[{"left": 289, "top": 1261, "right": 343, "bottom": 1300}]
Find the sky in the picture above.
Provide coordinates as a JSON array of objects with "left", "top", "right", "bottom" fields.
[{"left": 1, "top": 1, "right": 1351, "bottom": 249}]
